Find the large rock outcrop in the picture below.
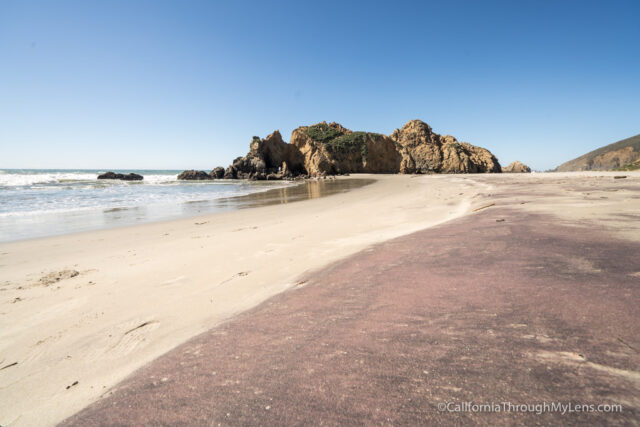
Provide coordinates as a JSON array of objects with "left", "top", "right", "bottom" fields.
[
  {"left": 390, "top": 120, "right": 501, "bottom": 173},
  {"left": 502, "top": 161, "right": 532, "bottom": 173},
  {"left": 289, "top": 122, "right": 401, "bottom": 175},
  {"left": 222, "top": 120, "right": 502, "bottom": 179}
]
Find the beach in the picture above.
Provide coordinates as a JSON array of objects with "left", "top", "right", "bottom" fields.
[
  {"left": 1, "top": 172, "right": 639, "bottom": 425},
  {"left": 4, "top": 0, "right": 638, "bottom": 424}
]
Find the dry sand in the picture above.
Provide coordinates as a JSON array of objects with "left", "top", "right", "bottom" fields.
[{"left": 1, "top": 172, "right": 639, "bottom": 426}]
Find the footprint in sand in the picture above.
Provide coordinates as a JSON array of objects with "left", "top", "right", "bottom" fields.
[{"left": 36, "top": 269, "right": 80, "bottom": 287}]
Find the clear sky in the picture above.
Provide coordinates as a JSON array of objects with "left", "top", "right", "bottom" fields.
[{"left": 1, "top": 0, "right": 638, "bottom": 171}]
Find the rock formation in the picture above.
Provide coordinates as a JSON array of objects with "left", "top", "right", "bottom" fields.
[
  {"left": 97, "top": 172, "right": 143, "bottom": 181},
  {"left": 502, "top": 161, "right": 532, "bottom": 173},
  {"left": 391, "top": 120, "right": 501, "bottom": 173},
  {"left": 289, "top": 122, "right": 400, "bottom": 175},
  {"left": 177, "top": 170, "right": 211, "bottom": 180},
  {"left": 210, "top": 167, "right": 225, "bottom": 179},
  {"left": 218, "top": 119, "right": 502, "bottom": 179},
  {"left": 223, "top": 130, "right": 305, "bottom": 180}
]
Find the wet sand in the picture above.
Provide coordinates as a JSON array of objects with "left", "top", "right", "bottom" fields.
[{"left": 213, "top": 177, "right": 376, "bottom": 210}]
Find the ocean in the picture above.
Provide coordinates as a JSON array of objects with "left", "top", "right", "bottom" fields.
[{"left": 0, "top": 169, "right": 296, "bottom": 242}]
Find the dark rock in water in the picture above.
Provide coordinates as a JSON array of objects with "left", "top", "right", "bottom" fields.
[
  {"left": 210, "top": 167, "right": 225, "bottom": 179},
  {"left": 121, "top": 173, "right": 143, "bottom": 181},
  {"left": 98, "top": 172, "right": 143, "bottom": 181},
  {"left": 177, "top": 170, "right": 211, "bottom": 180},
  {"left": 98, "top": 172, "right": 120, "bottom": 180}
]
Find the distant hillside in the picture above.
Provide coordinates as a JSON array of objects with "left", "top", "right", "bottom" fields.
[
  {"left": 616, "top": 158, "right": 640, "bottom": 171},
  {"left": 555, "top": 134, "right": 640, "bottom": 171}
]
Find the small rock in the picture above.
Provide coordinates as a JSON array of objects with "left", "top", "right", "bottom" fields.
[
  {"left": 97, "top": 172, "right": 143, "bottom": 181},
  {"left": 502, "top": 161, "right": 532, "bottom": 173}
]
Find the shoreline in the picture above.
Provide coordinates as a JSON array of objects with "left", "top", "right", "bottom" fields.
[
  {"left": 0, "top": 177, "right": 375, "bottom": 244},
  {"left": 0, "top": 174, "right": 478, "bottom": 426}
]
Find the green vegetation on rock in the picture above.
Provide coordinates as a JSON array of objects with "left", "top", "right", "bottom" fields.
[
  {"left": 304, "top": 123, "right": 345, "bottom": 143},
  {"left": 305, "top": 124, "right": 382, "bottom": 158},
  {"left": 325, "top": 132, "right": 380, "bottom": 157}
]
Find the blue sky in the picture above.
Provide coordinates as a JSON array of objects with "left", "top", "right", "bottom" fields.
[{"left": 1, "top": 0, "right": 638, "bottom": 171}]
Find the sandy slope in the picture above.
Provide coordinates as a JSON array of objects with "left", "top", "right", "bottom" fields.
[{"left": 0, "top": 174, "right": 477, "bottom": 426}]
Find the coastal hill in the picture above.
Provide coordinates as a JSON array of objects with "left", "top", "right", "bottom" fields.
[
  {"left": 218, "top": 119, "right": 501, "bottom": 180},
  {"left": 555, "top": 133, "right": 640, "bottom": 171}
]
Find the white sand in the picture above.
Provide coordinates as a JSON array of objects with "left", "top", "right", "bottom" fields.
[{"left": 1, "top": 171, "right": 638, "bottom": 426}]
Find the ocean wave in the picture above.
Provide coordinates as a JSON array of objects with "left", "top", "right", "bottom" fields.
[
  {"left": 0, "top": 172, "right": 178, "bottom": 187},
  {"left": 0, "top": 172, "right": 97, "bottom": 186},
  {"left": 0, "top": 180, "right": 294, "bottom": 217}
]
